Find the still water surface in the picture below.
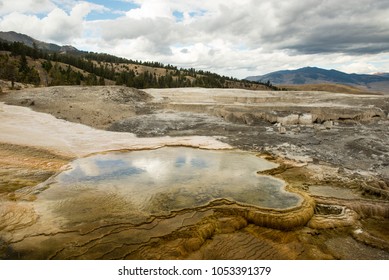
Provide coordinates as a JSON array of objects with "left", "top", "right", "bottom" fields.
[{"left": 37, "top": 147, "right": 302, "bottom": 224}]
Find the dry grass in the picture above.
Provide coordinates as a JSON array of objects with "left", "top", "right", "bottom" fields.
[{"left": 280, "top": 83, "right": 383, "bottom": 95}]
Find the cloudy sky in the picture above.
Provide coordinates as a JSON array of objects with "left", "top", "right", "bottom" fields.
[{"left": 1, "top": 0, "right": 388, "bottom": 78}]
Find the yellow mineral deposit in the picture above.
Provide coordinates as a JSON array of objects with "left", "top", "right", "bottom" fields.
[{"left": 1, "top": 86, "right": 388, "bottom": 260}]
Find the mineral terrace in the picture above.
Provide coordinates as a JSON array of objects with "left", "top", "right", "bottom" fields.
[{"left": 0, "top": 86, "right": 388, "bottom": 259}]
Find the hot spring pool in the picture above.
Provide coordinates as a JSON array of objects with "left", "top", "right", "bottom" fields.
[{"left": 36, "top": 147, "right": 302, "bottom": 224}]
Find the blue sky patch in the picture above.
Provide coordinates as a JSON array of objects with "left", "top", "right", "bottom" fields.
[
  {"left": 85, "top": 0, "right": 140, "bottom": 20},
  {"left": 173, "top": 11, "right": 184, "bottom": 22}
]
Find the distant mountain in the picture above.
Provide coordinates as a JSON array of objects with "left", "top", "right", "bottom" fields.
[
  {"left": 374, "top": 72, "right": 389, "bottom": 78},
  {"left": 0, "top": 31, "right": 80, "bottom": 53},
  {"left": 246, "top": 66, "right": 389, "bottom": 92}
]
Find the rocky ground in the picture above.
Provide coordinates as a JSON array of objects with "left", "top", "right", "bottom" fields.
[
  {"left": 0, "top": 86, "right": 388, "bottom": 259},
  {"left": 2, "top": 86, "right": 388, "bottom": 173}
]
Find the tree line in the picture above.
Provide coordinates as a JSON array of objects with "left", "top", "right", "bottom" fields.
[
  {"left": 0, "top": 53, "right": 40, "bottom": 88},
  {"left": 0, "top": 40, "right": 273, "bottom": 89}
]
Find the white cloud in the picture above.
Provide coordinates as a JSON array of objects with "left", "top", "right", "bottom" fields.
[
  {"left": 0, "top": 0, "right": 56, "bottom": 16},
  {"left": 125, "top": 0, "right": 172, "bottom": 19},
  {"left": 1, "top": 0, "right": 389, "bottom": 77},
  {"left": 0, "top": 2, "right": 103, "bottom": 44},
  {"left": 338, "top": 63, "right": 379, "bottom": 75}
]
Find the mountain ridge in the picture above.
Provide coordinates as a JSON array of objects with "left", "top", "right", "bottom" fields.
[
  {"left": 246, "top": 66, "right": 389, "bottom": 93},
  {"left": 0, "top": 31, "right": 80, "bottom": 54},
  {"left": 2, "top": 31, "right": 387, "bottom": 93},
  {"left": 0, "top": 31, "right": 272, "bottom": 90}
]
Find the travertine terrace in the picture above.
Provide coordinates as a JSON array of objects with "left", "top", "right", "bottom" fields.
[{"left": 0, "top": 86, "right": 388, "bottom": 259}]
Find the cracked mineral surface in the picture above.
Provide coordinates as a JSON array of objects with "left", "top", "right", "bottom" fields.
[{"left": 0, "top": 86, "right": 388, "bottom": 259}]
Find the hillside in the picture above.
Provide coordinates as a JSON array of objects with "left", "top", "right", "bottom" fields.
[
  {"left": 0, "top": 31, "right": 272, "bottom": 91},
  {"left": 0, "top": 31, "right": 79, "bottom": 53},
  {"left": 278, "top": 83, "right": 383, "bottom": 95},
  {"left": 246, "top": 66, "right": 389, "bottom": 93}
]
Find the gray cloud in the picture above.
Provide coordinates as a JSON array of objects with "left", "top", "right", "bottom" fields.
[
  {"left": 257, "top": 0, "right": 389, "bottom": 55},
  {"left": 90, "top": 0, "right": 389, "bottom": 75},
  {"left": 177, "top": 0, "right": 389, "bottom": 55},
  {"left": 2, "top": 0, "right": 389, "bottom": 76}
]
